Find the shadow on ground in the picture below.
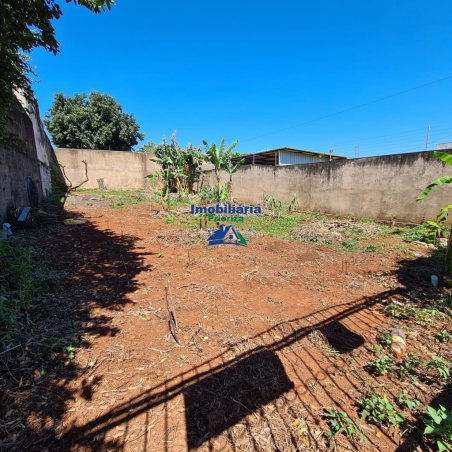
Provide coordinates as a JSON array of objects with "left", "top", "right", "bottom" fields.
[
  {"left": 0, "top": 209, "right": 449, "bottom": 451},
  {"left": 0, "top": 202, "right": 152, "bottom": 451}
]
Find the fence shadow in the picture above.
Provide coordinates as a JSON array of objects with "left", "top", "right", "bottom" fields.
[
  {"left": 58, "top": 292, "right": 401, "bottom": 451},
  {"left": 4, "top": 205, "right": 446, "bottom": 451},
  {"left": 184, "top": 350, "right": 294, "bottom": 449}
]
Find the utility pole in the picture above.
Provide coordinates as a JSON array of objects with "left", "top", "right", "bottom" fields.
[
  {"left": 329, "top": 143, "right": 333, "bottom": 161},
  {"left": 424, "top": 126, "right": 430, "bottom": 151},
  {"left": 355, "top": 142, "right": 359, "bottom": 158}
]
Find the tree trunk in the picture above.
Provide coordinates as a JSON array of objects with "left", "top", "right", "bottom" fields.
[
  {"left": 440, "top": 225, "right": 452, "bottom": 286},
  {"left": 175, "top": 176, "right": 184, "bottom": 193},
  {"left": 215, "top": 168, "right": 221, "bottom": 187}
]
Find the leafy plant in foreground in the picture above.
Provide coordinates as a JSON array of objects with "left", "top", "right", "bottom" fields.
[
  {"left": 377, "top": 331, "right": 392, "bottom": 347},
  {"left": 396, "top": 393, "right": 420, "bottom": 411},
  {"left": 420, "top": 405, "right": 452, "bottom": 451},
  {"left": 425, "top": 356, "right": 451, "bottom": 379},
  {"left": 436, "top": 330, "right": 452, "bottom": 343},
  {"left": 364, "top": 356, "right": 393, "bottom": 376},
  {"left": 357, "top": 393, "right": 404, "bottom": 426},
  {"left": 323, "top": 409, "right": 364, "bottom": 446},
  {"left": 396, "top": 353, "right": 422, "bottom": 380}
]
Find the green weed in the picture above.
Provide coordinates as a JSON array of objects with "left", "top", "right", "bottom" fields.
[
  {"left": 396, "top": 393, "right": 420, "bottom": 411},
  {"left": 267, "top": 296, "right": 283, "bottom": 305},
  {"left": 377, "top": 331, "right": 392, "bottom": 348},
  {"left": 62, "top": 345, "right": 75, "bottom": 360},
  {"left": 396, "top": 353, "right": 421, "bottom": 380},
  {"left": 364, "top": 356, "right": 393, "bottom": 376},
  {"left": 435, "top": 330, "right": 452, "bottom": 343},
  {"left": 323, "top": 409, "right": 365, "bottom": 446},
  {"left": 420, "top": 405, "right": 452, "bottom": 452},
  {"left": 425, "top": 356, "right": 451, "bottom": 379},
  {"left": 357, "top": 393, "right": 404, "bottom": 426},
  {"left": 0, "top": 236, "right": 49, "bottom": 348}
]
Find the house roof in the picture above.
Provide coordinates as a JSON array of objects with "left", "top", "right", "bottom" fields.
[{"left": 231, "top": 147, "right": 347, "bottom": 166}]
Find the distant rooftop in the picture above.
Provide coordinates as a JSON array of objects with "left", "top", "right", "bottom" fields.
[
  {"left": 232, "top": 147, "right": 347, "bottom": 166},
  {"left": 436, "top": 143, "right": 452, "bottom": 150}
]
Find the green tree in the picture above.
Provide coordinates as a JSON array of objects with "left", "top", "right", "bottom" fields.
[
  {"left": 202, "top": 139, "right": 238, "bottom": 187},
  {"left": 0, "top": 0, "right": 114, "bottom": 148},
  {"left": 44, "top": 91, "right": 144, "bottom": 151}
]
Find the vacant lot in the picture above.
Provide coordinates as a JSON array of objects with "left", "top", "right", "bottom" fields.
[{"left": 1, "top": 191, "right": 451, "bottom": 452}]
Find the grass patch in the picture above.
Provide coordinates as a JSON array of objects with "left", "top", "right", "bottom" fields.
[
  {"left": 76, "top": 188, "right": 152, "bottom": 207},
  {"left": 0, "top": 236, "right": 50, "bottom": 349}
]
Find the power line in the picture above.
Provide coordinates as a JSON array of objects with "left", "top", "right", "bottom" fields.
[
  {"left": 403, "top": 132, "right": 452, "bottom": 153},
  {"left": 241, "top": 75, "right": 452, "bottom": 142},
  {"left": 331, "top": 122, "right": 452, "bottom": 148},
  {"left": 349, "top": 131, "right": 452, "bottom": 157}
]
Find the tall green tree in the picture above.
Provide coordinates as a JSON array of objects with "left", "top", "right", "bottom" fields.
[
  {"left": 44, "top": 91, "right": 144, "bottom": 151},
  {"left": 0, "top": 0, "right": 114, "bottom": 148}
]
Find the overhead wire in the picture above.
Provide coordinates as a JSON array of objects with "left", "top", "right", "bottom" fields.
[
  {"left": 314, "top": 122, "right": 452, "bottom": 157},
  {"left": 240, "top": 75, "right": 452, "bottom": 143}
]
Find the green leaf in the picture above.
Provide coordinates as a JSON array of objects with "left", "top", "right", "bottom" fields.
[
  {"left": 437, "top": 438, "right": 452, "bottom": 451},
  {"left": 434, "top": 151, "right": 452, "bottom": 166},
  {"left": 437, "top": 205, "right": 452, "bottom": 219},
  {"left": 417, "top": 177, "right": 452, "bottom": 200},
  {"left": 428, "top": 229, "right": 437, "bottom": 244}
]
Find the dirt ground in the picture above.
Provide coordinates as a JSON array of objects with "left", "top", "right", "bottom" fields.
[{"left": 1, "top": 193, "right": 451, "bottom": 452}]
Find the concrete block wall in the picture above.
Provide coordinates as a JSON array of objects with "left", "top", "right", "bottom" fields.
[
  {"left": 0, "top": 97, "right": 63, "bottom": 222},
  {"left": 202, "top": 151, "right": 452, "bottom": 224},
  {"left": 54, "top": 149, "right": 162, "bottom": 190}
]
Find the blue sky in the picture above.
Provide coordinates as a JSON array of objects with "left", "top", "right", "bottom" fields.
[{"left": 31, "top": 0, "right": 452, "bottom": 158}]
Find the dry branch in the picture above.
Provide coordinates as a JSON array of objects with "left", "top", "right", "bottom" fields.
[
  {"left": 58, "top": 160, "right": 89, "bottom": 219},
  {"left": 166, "top": 280, "right": 180, "bottom": 344}
]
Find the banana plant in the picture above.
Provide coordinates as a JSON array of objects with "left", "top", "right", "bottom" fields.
[
  {"left": 184, "top": 144, "right": 204, "bottom": 194},
  {"left": 146, "top": 133, "right": 186, "bottom": 210},
  {"left": 203, "top": 139, "right": 238, "bottom": 187},
  {"left": 222, "top": 156, "right": 245, "bottom": 202},
  {"left": 417, "top": 151, "right": 452, "bottom": 281},
  {"left": 417, "top": 152, "right": 452, "bottom": 200},
  {"left": 423, "top": 205, "right": 452, "bottom": 246}
]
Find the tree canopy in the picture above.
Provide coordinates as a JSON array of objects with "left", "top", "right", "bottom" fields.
[
  {"left": 44, "top": 91, "right": 144, "bottom": 151},
  {"left": 0, "top": 0, "right": 114, "bottom": 148}
]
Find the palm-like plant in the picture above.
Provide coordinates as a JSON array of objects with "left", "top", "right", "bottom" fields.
[
  {"left": 203, "top": 139, "right": 238, "bottom": 187},
  {"left": 184, "top": 144, "right": 204, "bottom": 194},
  {"left": 147, "top": 132, "right": 186, "bottom": 210},
  {"left": 223, "top": 156, "right": 245, "bottom": 202}
]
